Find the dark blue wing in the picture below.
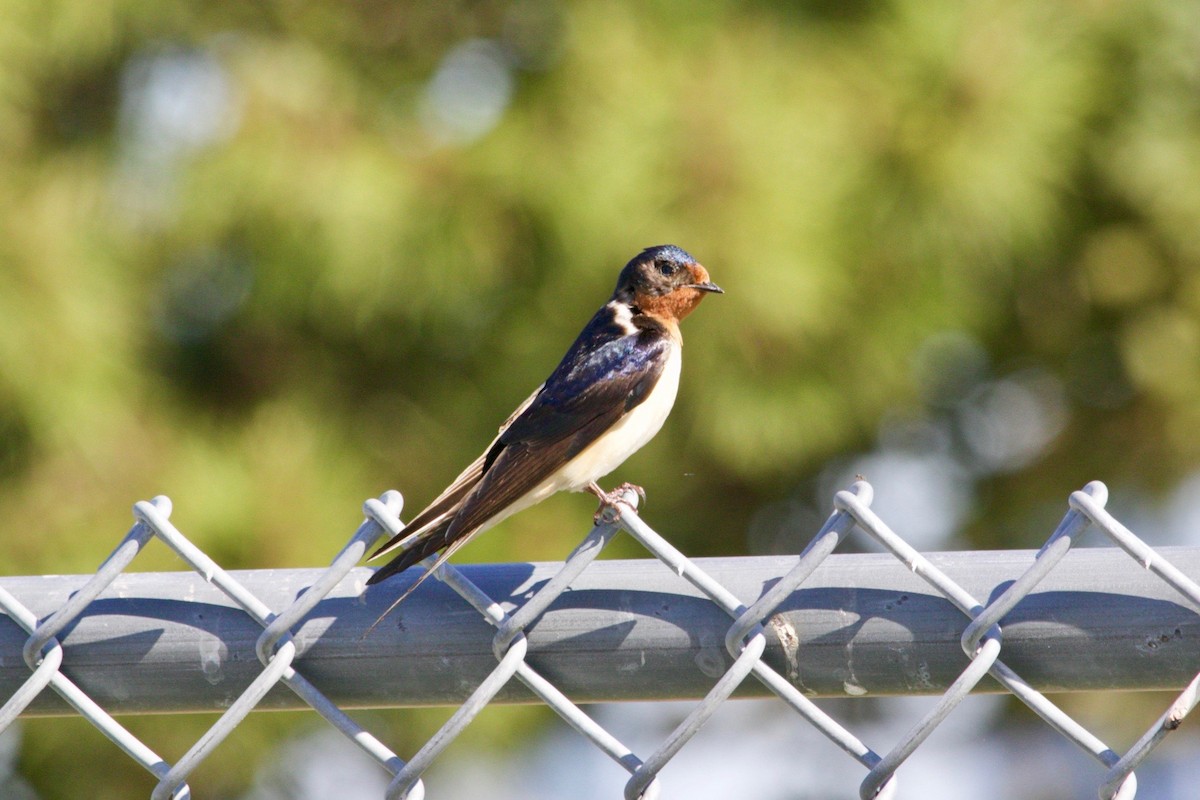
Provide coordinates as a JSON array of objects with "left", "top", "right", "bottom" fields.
[
  {"left": 500, "top": 309, "right": 669, "bottom": 448},
  {"left": 366, "top": 305, "right": 670, "bottom": 581},
  {"left": 449, "top": 307, "right": 670, "bottom": 534}
]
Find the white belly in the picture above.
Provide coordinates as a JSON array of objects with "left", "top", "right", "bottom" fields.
[{"left": 478, "top": 341, "right": 682, "bottom": 530}]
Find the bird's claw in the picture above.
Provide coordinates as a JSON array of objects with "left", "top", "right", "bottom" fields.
[{"left": 590, "top": 481, "right": 646, "bottom": 524}]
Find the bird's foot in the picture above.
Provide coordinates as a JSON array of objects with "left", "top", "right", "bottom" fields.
[{"left": 587, "top": 481, "right": 645, "bottom": 524}]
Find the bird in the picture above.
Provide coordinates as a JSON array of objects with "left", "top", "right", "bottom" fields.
[{"left": 364, "top": 244, "right": 722, "bottom": 613}]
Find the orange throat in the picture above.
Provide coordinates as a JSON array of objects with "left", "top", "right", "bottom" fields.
[
  {"left": 636, "top": 287, "right": 709, "bottom": 327},
  {"left": 640, "top": 260, "right": 715, "bottom": 326}
]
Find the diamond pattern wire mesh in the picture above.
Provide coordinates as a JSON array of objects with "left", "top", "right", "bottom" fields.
[{"left": 1, "top": 479, "right": 1199, "bottom": 798}]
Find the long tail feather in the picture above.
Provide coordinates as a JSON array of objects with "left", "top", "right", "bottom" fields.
[
  {"left": 367, "top": 492, "right": 467, "bottom": 563},
  {"left": 366, "top": 508, "right": 453, "bottom": 566},
  {"left": 361, "top": 533, "right": 479, "bottom": 638},
  {"left": 365, "top": 518, "right": 450, "bottom": 586}
]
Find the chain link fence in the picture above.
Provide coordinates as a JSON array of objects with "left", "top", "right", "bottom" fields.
[{"left": 2, "top": 479, "right": 1199, "bottom": 798}]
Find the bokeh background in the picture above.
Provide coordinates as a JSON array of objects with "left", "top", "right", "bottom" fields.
[{"left": 3, "top": 1, "right": 1200, "bottom": 797}]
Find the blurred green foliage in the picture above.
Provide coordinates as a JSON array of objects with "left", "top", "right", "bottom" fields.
[{"left": 3, "top": 0, "right": 1200, "bottom": 795}]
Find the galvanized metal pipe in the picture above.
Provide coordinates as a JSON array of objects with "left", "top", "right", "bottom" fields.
[{"left": 4, "top": 547, "right": 1199, "bottom": 715}]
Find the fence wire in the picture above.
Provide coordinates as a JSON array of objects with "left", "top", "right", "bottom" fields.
[{"left": 2, "top": 480, "right": 1199, "bottom": 798}]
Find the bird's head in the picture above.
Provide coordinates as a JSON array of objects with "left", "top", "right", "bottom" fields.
[{"left": 612, "top": 245, "right": 722, "bottom": 324}]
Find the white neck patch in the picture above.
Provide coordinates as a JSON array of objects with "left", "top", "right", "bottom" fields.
[{"left": 607, "top": 300, "right": 638, "bottom": 335}]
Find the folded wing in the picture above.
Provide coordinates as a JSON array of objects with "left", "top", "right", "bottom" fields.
[{"left": 365, "top": 310, "right": 669, "bottom": 587}]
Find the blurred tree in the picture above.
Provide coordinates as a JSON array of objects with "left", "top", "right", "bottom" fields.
[{"left": 3, "top": 0, "right": 1200, "bottom": 796}]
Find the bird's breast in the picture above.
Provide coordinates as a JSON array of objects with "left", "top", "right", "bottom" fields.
[{"left": 557, "top": 339, "right": 682, "bottom": 490}]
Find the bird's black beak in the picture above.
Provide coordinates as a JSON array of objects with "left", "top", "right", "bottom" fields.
[{"left": 687, "top": 281, "right": 723, "bottom": 294}]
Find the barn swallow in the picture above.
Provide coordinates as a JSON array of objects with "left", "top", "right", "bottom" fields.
[{"left": 364, "top": 244, "right": 721, "bottom": 610}]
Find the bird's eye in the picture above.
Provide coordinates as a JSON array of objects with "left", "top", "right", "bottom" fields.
[{"left": 656, "top": 260, "right": 677, "bottom": 276}]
